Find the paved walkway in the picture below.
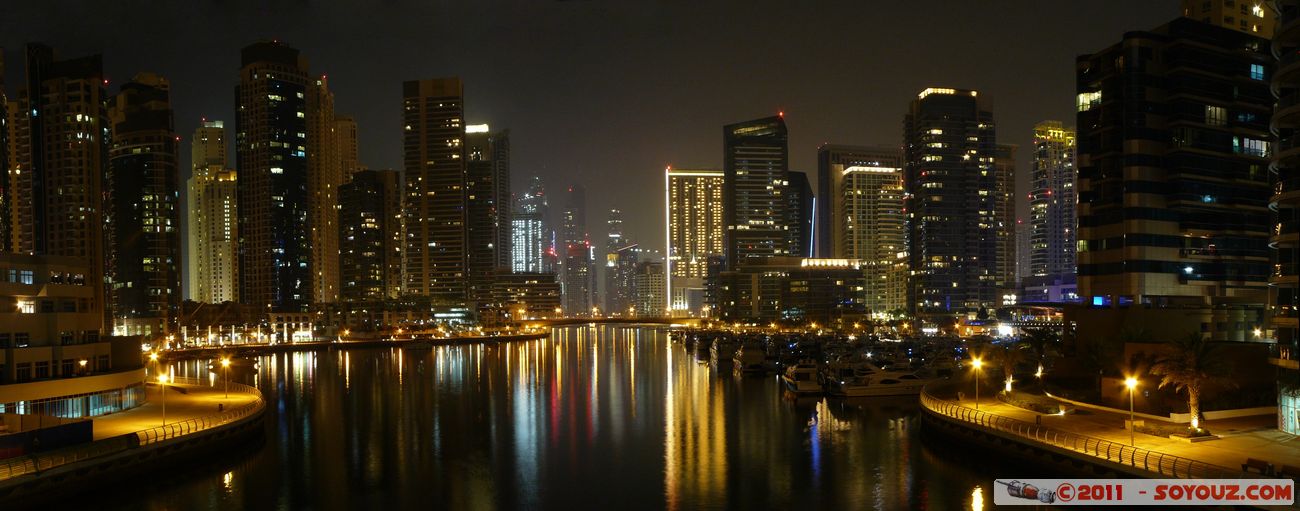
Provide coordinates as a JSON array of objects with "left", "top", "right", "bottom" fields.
[
  {"left": 91, "top": 383, "right": 259, "bottom": 440},
  {"left": 948, "top": 389, "right": 1300, "bottom": 474}
]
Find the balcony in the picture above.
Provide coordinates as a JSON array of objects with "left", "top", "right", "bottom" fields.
[
  {"left": 1268, "top": 342, "right": 1300, "bottom": 370},
  {"left": 1274, "top": 220, "right": 1300, "bottom": 248},
  {"left": 1273, "top": 263, "right": 1300, "bottom": 286},
  {"left": 1273, "top": 177, "right": 1300, "bottom": 208}
]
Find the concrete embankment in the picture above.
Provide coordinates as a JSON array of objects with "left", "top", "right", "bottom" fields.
[{"left": 160, "top": 331, "right": 550, "bottom": 361}]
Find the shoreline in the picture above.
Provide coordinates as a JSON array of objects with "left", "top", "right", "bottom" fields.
[{"left": 159, "top": 331, "right": 551, "bottom": 360}]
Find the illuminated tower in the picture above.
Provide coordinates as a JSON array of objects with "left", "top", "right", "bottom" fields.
[
  {"left": 511, "top": 177, "right": 550, "bottom": 273},
  {"left": 666, "top": 168, "right": 725, "bottom": 315},
  {"left": 904, "top": 87, "right": 997, "bottom": 315},
  {"left": 723, "top": 115, "right": 789, "bottom": 269},
  {"left": 402, "top": 77, "right": 467, "bottom": 304},
  {"left": 1028, "top": 121, "right": 1077, "bottom": 281},
  {"left": 465, "top": 124, "right": 510, "bottom": 306},
  {"left": 106, "top": 73, "right": 181, "bottom": 336},
  {"left": 841, "top": 165, "right": 907, "bottom": 315}
]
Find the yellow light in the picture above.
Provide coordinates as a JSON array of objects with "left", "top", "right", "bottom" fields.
[
  {"left": 221, "top": 358, "right": 231, "bottom": 368},
  {"left": 78, "top": 359, "right": 87, "bottom": 367},
  {"left": 158, "top": 374, "right": 169, "bottom": 384},
  {"left": 971, "top": 358, "right": 982, "bottom": 370},
  {"left": 149, "top": 352, "right": 159, "bottom": 361},
  {"left": 1253, "top": 327, "right": 1262, "bottom": 338},
  {"left": 1125, "top": 377, "right": 1138, "bottom": 390}
]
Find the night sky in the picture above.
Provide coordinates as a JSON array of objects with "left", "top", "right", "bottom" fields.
[{"left": 2, "top": 0, "right": 1176, "bottom": 256}]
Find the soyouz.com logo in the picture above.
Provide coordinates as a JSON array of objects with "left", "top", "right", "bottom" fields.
[{"left": 993, "top": 479, "right": 1294, "bottom": 506}]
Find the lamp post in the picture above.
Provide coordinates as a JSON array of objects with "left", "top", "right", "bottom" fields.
[
  {"left": 1125, "top": 376, "right": 1139, "bottom": 446},
  {"left": 221, "top": 358, "right": 231, "bottom": 398},
  {"left": 972, "top": 358, "right": 983, "bottom": 410},
  {"left": 157, "top": 374, "right": 170, "bottom": 426}
]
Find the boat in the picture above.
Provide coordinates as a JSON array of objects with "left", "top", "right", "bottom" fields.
[
  {"left": 710, "top": 338, "right": 739, "bottom": 367},
  {"left": 849, "top": 371, "right": 939, "bottom": 397},
  {"left": 821, "top": 358, "right": 880, "bottom": 397},
  {"left": 781, "top": 359, "right": 822, "bottom": 394}
]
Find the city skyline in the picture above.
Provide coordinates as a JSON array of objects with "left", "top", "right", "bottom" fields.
[{"left": 0, "top": 1, "right": 1176, "bottom": 258}]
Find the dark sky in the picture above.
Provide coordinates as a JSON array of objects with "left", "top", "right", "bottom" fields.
[{"left": 2, "top": 0, "right": 1177, "bottom": 256}]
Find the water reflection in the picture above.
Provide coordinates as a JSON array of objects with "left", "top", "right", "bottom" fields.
[{"left": 102, "top": 325, "right": 1029, "bottom": 510}]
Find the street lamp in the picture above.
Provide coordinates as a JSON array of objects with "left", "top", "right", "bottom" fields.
[
  {"left": 221, "top": 358, "right": 231, "bottom": 399},
  {"left": 971, "top": 357, "right": 983, "bottom": 410},
  {"left": 78, "top": 359, "right": 87, "bottom": 375},
  {"left": 1125, "top": 376, "right": 1139, "bottom": 446},
  {"left": 157, "top": 374, "right": 170, "bottom": 426}
]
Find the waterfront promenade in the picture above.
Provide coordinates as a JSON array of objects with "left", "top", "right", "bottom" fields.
[
  {"left": 922, "top": 382, "right": 1300, "bottom": 479},
  {"left": 91, "top": 381, "right": 259, "bottom": 440}
]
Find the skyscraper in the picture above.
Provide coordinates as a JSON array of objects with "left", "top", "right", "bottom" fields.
[
  {"left": 308, "top": 75, "right": 341, "bottom": 305},
  {"left": 335, "top": 115, "right": 359, "bottom": 176},
  {"left": 665, "top": 168, "right": 725, "bottom": 315},
  {"left": 602, "top": 209, "right": 637, "bottom": 314},
  {"left": 511, "top": 177, "right": 550, "bottom": 273},
  {"left": 560, "top": 185, "right": 593, "bottom": 315},
  {"left": 633, "top": 261, "right": 666, "bottom": 317},
  {"left": 236, "top": 41, "right": 312, "bottom": 311},
  {"left": 188, "top": 120, "right": 238, "bottom": 304},
  {"left": 994, "top": 144, "right": 1017, "bottom": 297},
  {"left": 0, "top": 52, "right": 9, "bottom": 254},
  {"left": 1028, "top": 121, "right": 1077, "bottom": 282},
  {"left": 904, "top": 87, "right": 997, "bottom": 315},
  {"left": 9, "top": 44, "right": 109, "bottom": 327},
  {"left": 106, "top": 73, "right": 180, "bottom": 336},
  {"left": 465, "top": 124, "right": 510, "bottom": 306},
  {"left": 816, "top": 145, "right": 902, "bottom": 258},
  {"left": 786, "top": 170, "right": 814, "bottom": 259},
  {"left": 723, "top": 115, "right": 789, "bottom": 269},
  {"left": 1270, "top": 0, "right": 1300, "bottom": 436},
  {"left": 402, "top": 78, "right": 467, "bottom": 304},
  {"left": 339, "top": 169, "right": 403, "bottom": 302},
  {"left": 1076, "top": 18, "right": 1271, "bottom": 332},
  {"left": 841, "top": 165, "right": 907, "bottom": 315}
]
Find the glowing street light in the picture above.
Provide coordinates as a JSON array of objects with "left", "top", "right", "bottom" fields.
[
  {"left": 221, "top": 358, "right": 232, "bottom": 399},
  {"left": 158, "top": 374, "right": 170, "bottom": 426},
  {"left": 971, "top": 358, "right": 984, "bottom": 410},
  {"left": 1125, "top": 376, "right": 1139, "bottom": 446}
]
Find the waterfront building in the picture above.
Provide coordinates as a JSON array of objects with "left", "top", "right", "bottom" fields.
[
  {"left": 403, "top": 77, "right": 467, "bottom": 305},
  {"left": 723, "top": 115, "right": 789, "bottom": 269},
  {"left": 816, "top": 144, "right": 902, "bottom": 259},
  {"left": 603, "top": 209, "right": 637, "bottom": 314},
  {"left": 1271, "top": 0, "right": 1300, "bottom": 435},
  {"left": 235, "top": 41, "right": 313, "bottom": 312},
  {"left": 1076, "top": 17, "right": 1271, "bottom": 340},
  {"left": 840, "top": 164, "right": 907, "bottom": 315},
  {"left": 335, "top": 115, "right": 359, "bottom": 176},
  {"left": 106, "top": 73, "right": 181, "bottom": 337},
  {"left": 187, "top": 120, "right": 238, "bottom": 304},
  {"left": 492, "top": 272, "right": 562, "bottom": 320},
  {"left": 665, "top": 167, "right": 725, "bottom": 316},
  {"left": 904, "top": 87, "right": 998, "bottom": 315},
  {"left": 307, "top": 75, "right": 342, "bottom": 305},
  {"left": 633, "top": 261, "right": 666, "bottom": 317},
  {"left": 511, "top": 177, "right": 551, "bottom": 273},
  {"left": 339, "top": 169, "right": 403, "bottom": 302},
  {"left": 715, "top": 257, "right": 867, "bottom": 323},
  {"left": 6, "top": 44, "right": 109, "bottom": 329},
  {"left": 465, "top": 125, "right": 511, "bottom": 307}
]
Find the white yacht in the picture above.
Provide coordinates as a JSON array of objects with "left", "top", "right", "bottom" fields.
[{"left": 781, "top": 359, "right": 822, "bottom": 394}]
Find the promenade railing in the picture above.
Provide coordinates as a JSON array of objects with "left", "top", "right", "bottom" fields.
[
  {"left": 0, "top": 376, "right": 263, "bottom": 481},
  {"left": 919, "top": 387, "right": 1245, "bottom": 479}
]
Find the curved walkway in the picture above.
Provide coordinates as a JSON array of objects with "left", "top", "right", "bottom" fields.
[{"left": 0, "top": 377, "right": 264, "bottom": 481}]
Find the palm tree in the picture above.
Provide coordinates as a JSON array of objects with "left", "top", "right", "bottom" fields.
[
  {"left": 1019, "top": 327, "right": 1059, "bottom": 377},
  {"left": 991, "top": 343, "right": 1027, "bottom": 392},
  {"left": 1149, "top": 332, "right": 1232, "bottom": 430}
]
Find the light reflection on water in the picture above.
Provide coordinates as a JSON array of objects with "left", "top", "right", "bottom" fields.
[{"left": 106, "top": 325, "right": 1024, "bottom": 510}]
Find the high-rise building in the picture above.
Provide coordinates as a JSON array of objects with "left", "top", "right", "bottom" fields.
[
  {"left": 633, "top": 261, "right": 666, "bottom": 317},
  {"left": 465, "top": 124, "right": 510, "bottom": 306},
  {"left": 1271, "top": 0, "right": 1300, "bottom": 436},
  {"left": 235, "top": 41, "right": 312, "bottom": 311},
  {"left": 308, "top": 75, "right": 341, "bottom": 305},
  {"left": 402, "top": 78, "right": 466, "bottom": 304},
  {"left": 512, "top": 177, "right": 550, "bottom": 273},
  {"left": 665, "top": 168, "right": 725, "bottom": 315},
  {"left": 841, "top": 165, "right": 907, "bottom": 315},
  {"left": 560, "top": 185, "right": 593, "bottom": 315},
  {"left": 1181, "top": 0, "right": 1274, "bottom": 37},
  {"left": 904, "top": 87, "right": 997, "bottom": 315},
  {"left": 723, "top": 115, "right": 789, "bottom": 269},
  {"left": 1015, "top": 219, "right": 1031, "bottom": 285},
  {"left": 335, "top": 115, "right": 359, "bottom": 176},
  {"left": 994, "top": 144, "right": 1017, "bottom": 296},
  {"left": 8, "top": 44, "right": 109, "bottom": 328},
  {"left": 106, "top": 73, "right": 180, "bottom": 336},
  {"left": 602, "top": 208, "right": 636, "bottom": 313},
  {"left": 1028, "top": 121, "right": 1077, "bottom": 281},
  {"left": 1076, "top": 18, "right": 1270, "bottom": 338},
  {"left": 187, "top": 120, "right": 233, "bottom": 303},
  {"left": 339, "top": 169, "right": 403, "bottom": 302},
  {"left": 786, "top": 170, "right": 814, "bottom": 259},
  {"left": 816, "top": 145, "right": 902, "bottom": 259}
]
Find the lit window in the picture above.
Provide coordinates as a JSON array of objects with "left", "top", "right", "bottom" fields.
[
  {"left": 1250, "top": 64, "right": 1265, "bottom": 81},
  {"left": 1205, "top": 105, "right": 1227, "bottom": 126},
  {"left": 1076, "top": 91, "right": 1102, "bottom": 112}
]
